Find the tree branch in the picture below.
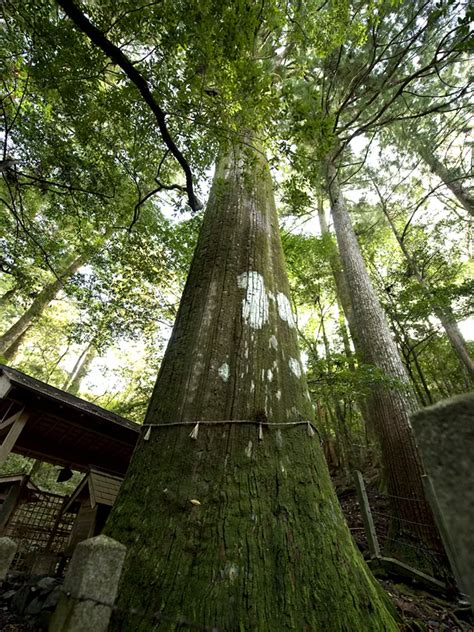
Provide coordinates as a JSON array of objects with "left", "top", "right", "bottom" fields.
[{"left": 55, "top": 0, "right": 199, "bottom": 212}]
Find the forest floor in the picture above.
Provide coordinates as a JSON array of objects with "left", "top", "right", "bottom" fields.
[
  {"left": 0, "top": 474, "right": 472, "bottom": 631},
  {"left": 334, "top": 471, "right": 473, "bottom": 631}
]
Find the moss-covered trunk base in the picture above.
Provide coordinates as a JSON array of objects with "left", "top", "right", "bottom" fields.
[{"left": 107, "top": 425, "right": 397, "bottom": 631}]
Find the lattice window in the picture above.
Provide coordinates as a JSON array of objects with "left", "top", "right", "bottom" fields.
[{"left": 5, "top": 491, "right": 75, "bottom": 571}]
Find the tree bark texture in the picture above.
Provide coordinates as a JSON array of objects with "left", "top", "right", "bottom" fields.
[
  {"left": 105, "top": 143, "right": 397, "bottom": 631},
  {"left": 325, "top": 157, "right": 445, "bottom": 559}
]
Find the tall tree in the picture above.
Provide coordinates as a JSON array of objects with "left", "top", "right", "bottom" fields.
[
  {"left": 324, "top": 153, "right": 443, "bottom": 556},
  {"left": 105, "top": 140, "right": 397, "bottom": 631},
  {"left": 276, "top": 0, "right": 470, "bottom": 561}
]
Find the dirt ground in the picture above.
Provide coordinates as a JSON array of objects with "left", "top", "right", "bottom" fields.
[{"left": 335, "top": 474, "right": 473, "bottom": 631}]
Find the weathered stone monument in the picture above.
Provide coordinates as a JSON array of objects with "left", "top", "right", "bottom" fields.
[
  {"left": 0, "top": 537, "right": 17, "bottom": 583},
  {"left": 49, "top": 535, "right": 126, "bottom": 632},
  {"left": 411, "top": 392, "right": 474, "bottom": 606}
]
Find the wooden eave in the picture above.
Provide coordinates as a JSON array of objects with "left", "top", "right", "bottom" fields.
[
  {"left": 0, "top": 364, "right": 140, "bottom": 476},
  {"left": 64, "top": 468, "right": 123, "bottom": 512},
  {"left": 0, "top": 474, "right": 41, "bottom": 491}
]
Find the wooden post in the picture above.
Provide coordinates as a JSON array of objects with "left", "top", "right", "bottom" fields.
[
  {"left": 0, "top": 482, "right": 22, "bottom": 530},
  {"left": 353, "top": 469, "right": 381, "bottom": 558},
  {"left": 0, "top": 409, "right": 29, "bottom": 466}
]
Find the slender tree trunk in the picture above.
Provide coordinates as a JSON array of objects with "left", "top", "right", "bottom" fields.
[
  {"left": 0, "top": 231, "right": 112, "bottom": 358},
  {"left": 105, "top": 142, "right": 397, "bottom": 631},
  {"left": 2, "top": 324, "right": 32, "bottom": 362},
  {"left": 411, "top": 347, "right": 434, "bottom": 405},
  {"left": 383, "top": 307, "right": 427, "bottom": 407},
  {"left": 317, "top": 201, "right": 360, "bottom": 351},
  {"left": 0, "top": 253, "right": 88, "bottom": 356},
  {"left": 402, "top": 347, "right": 428, "bottom": 406},
  {"left": 317, "top": 200, "right": 378, "bottom": 445},
  {"left": 382, "top": 206, "right": 474, "bottom": 380},
  {"left": 417, "top": 143, "right": 473, "bottom": 216},
  {"left": 336, "top": 299, "right": 355, "bottom": 369},
  {"left": 325, "top": 156, "right": 444, "bottom": 558},
  {"left": 318, "top": 298, "right": 352, "bottom": 475},
  {"left": 0, "top": 286, "right": 17, "bottom": 309},
  {"left": 63, "top": 342, "right": 97, "bottom": 396}
]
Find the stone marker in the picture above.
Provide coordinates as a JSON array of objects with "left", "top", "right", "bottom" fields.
[
  {"left": 49, "top": 535, "right": 126, "bottom": 632},
  {"left": 0, "top": 537, "right": 17, "bottom": 582},
  {"left": 411, "top": 392, "right": 474, "bottom": 606}
]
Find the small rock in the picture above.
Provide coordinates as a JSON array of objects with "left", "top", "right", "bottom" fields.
[
  {"left": 37, "top": 577, "right": 57, "bottom": 593},
  {"left": 11, "top": 585, "right": 32, "bottom": 613},
  {"left": 43, "top": 585, "right": 62, "bottom": 610},
  {"left": 25, "top": 596, "right": 44, "bottom": 615}
]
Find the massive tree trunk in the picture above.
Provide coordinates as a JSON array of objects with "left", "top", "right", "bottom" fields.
[
  {"left": 105, "top": 142, "right": 397, "bottom": 631},
  {"left": 382, "top": 206, "right": 474, "bottom": 381},
  {"left": 324, "top": 156, "right": 445, "bottom": 559},
  {"left": 417, "top": 143, "right": 473, "bottom": 216}
]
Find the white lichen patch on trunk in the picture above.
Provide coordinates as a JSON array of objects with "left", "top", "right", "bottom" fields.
[
  {"left": 289, "top": 357, "right": 302, "bottom": 378},
  {"left": 237, "top": 271, "right": 269, "bottom": 329},
  {"left": 267, "top": 369, "right": 273, "bottom": 382},
  {"left": 276, "top": 390, "right": 281, "bottom": 400},
  {"left": 269, "top": 335, "right": 278, "bottom": 350},
  {"left": 224, "top": 563, "right": 239, "bottom": 582},
  {"left": 218, "top": 362, "right": 230, "bottom": 382},
  {"left": 276, "top": 429, "right": 283, "bottom": 448},
  {"left": 276, "top": 292, "right": 296, "bottom": 328}
]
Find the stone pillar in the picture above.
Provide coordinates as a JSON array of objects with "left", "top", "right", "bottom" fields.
[
  {"left": 0, "top": 536, "right": 17, "bottom": 582},
  {"left": 49, "top": 535, "right": 126, "bottom": 632},
  {"left": 411, "top": 393, "right": 474, "bottom": 605}
]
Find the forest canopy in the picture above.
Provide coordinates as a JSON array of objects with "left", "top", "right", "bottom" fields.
[{"left": 1, "top": 0, "right": 471, "bottom": 426}]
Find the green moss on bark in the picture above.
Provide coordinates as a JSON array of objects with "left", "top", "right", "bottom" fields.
[{"left": 105, "top": 142, "right": 398, "bottom": 631}]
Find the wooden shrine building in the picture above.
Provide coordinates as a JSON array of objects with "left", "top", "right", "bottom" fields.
[{"left": 0, "top": 364, "right": 140, "bottom": 573}]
